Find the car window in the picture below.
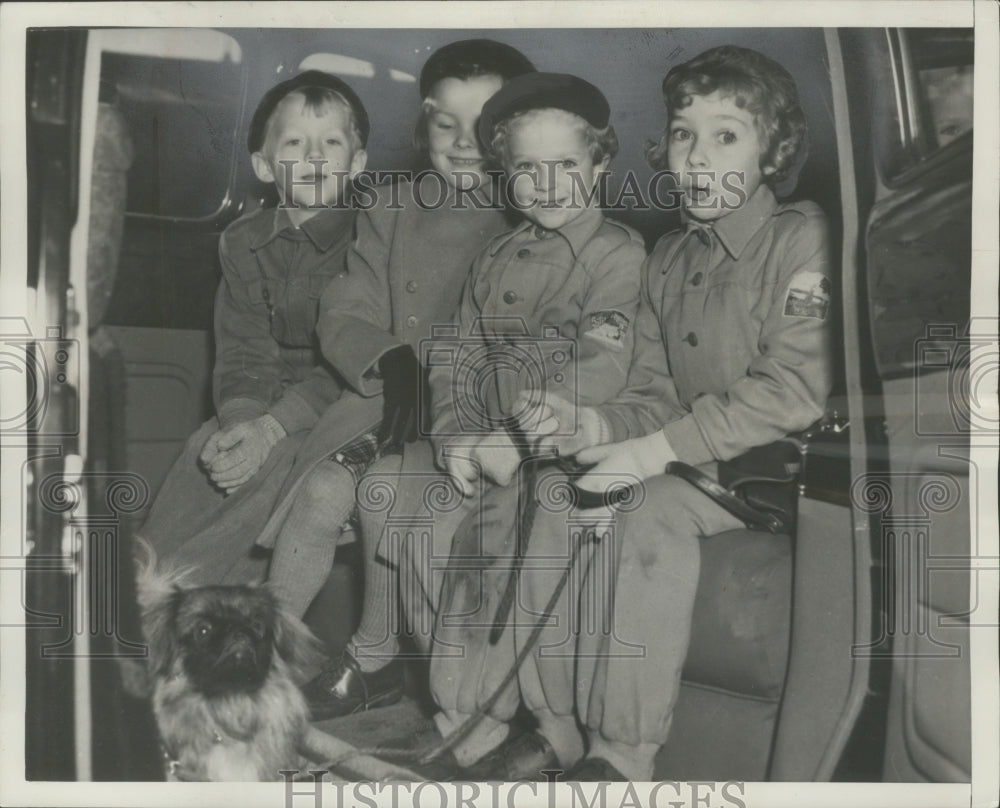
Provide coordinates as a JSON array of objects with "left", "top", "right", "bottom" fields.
[
  {"left": 877, "top": 28, "right": 973, "bottom": 182},
  {"left": 98, "top": 29, "right": 244, "bottom": 221}
]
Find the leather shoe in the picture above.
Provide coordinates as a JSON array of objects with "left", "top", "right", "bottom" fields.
[
  {"left": 302, "top": 652, "right": 404, "bottom": 721},
  {"left": 564, "top": 756, "right": 628, "bottom": 781},
  {"left": 461, "top": 730, "right": 561, "bottom": 781}
]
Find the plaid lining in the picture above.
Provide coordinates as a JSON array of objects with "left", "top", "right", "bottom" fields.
[{"left": 328, "top": 430, "right": 381, "bottom": 485}]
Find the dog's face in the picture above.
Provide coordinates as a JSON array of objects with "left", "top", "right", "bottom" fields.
[
  {"left": 172, "top": 586, "right": 277, "bottom": 696},
  {"left": 140, "top": 576, "right": 319, "bottom": 698}
]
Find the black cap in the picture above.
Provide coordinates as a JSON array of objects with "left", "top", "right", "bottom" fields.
[
  {"left": 247, "top": 70, "right": 370, "bottom": 152},
  {"left": 477, "top": 72, "right": 610, "bottom": 148},
  {"left": 419, "top": 39, "right": 535, "bottom": 99}
]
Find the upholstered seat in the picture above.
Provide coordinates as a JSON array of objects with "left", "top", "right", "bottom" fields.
[{"left": 654, "top": 528, "right": 793, "bottom": 780}]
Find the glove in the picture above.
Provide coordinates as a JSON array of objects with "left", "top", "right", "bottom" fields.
[
  {"left": 473, "top": 430, "right": 522, "bottom": 487},
  {"left": 513, "top": 390, "right": 610, "bottom": 457},
  {"left": 441, "top": 435, "right": 482, "bottom": 498},
  {"left": 575, "top": 430, "right": 678, "bottom": 492},
  {"left": 377, "top": 344, "right": 424, "bottom": 450},
  {"left": 199, "top": 414, "right": 286, "bottom": 492}
]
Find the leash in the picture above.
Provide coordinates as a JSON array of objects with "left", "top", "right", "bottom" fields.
[
  {"left": 487, "top": 419, "right": 540, "bottom": 646},
  {"left": 316, "top": 521, "right": 603, "bottom": 774},
  {"left": 318, "top": 460, "right": 783, "bottom": 776}
]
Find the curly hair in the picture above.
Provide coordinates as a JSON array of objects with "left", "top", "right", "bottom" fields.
[
  {"left": 644, "top": 45, "right": 807, "bottom": 184},
  {"left": 489, "top": 108, "right": 619, "bottom": 168}
]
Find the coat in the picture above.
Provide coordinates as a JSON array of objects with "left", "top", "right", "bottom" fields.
[
  {"left": 140, "top": 205, "right": 359, "bottom": 582},
  {"left": 596, "top": 184, "right": 834, "bottom": 464},
  {"left": 250, "top": 177, "right": 516, "bottom": 550}
]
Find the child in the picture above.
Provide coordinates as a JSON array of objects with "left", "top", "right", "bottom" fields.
[
  {"left": 139, "top": 71, "right": 369, "bottom": 587},
  {"left": 296, "top": 40, "right": 535, "bottom": 719},
  {"left": 524, "top": 46, "right": 833, "bottom": 781},
  {"left": 414, "top": 72, "right": 647, "bottom": 780}
]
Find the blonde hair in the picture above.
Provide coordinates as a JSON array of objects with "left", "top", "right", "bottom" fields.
[{"left": 489, "top": 108, "right": 618, "bottom": 167}]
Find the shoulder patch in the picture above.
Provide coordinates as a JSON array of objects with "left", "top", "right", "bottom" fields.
[
  {"left": 584, "top": 309, "right": 631, "bottom": 350},
  {"left": 783, "top": 270, "right": 832, "bottom": 320}
]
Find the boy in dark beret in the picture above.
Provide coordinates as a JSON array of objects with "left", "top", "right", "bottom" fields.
[
  {"left": 413, "top": 72, "right": 647, "bottom": 780},
  {"left": 141, "top": 71, "right": 374, "bottom": 602}
]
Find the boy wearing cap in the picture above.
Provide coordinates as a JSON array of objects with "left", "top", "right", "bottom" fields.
[
  {"left": 411, "top": 72, "right": 647, "bottom": 780},
  {"left": 141, "top": 71, "right": 372, "bottom": 589}
]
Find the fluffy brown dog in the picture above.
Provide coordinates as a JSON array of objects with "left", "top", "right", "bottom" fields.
[{"left": 136, "top": 546, "right": 322, "bottom": 781}]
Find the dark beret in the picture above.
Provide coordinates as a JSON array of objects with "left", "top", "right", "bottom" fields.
[
  {"left": 247, "top": 70, "right": 370, "bottom": 152},
  {"left": 419, "top": 39, "right": 535, "bottom": 99},
  {"left": 477, "top": 72, "right": 610, "bottom": 148}
]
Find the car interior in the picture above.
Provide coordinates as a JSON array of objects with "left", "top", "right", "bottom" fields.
[{"left": 19, "top": 24, "right": 974, "bottom": 784}]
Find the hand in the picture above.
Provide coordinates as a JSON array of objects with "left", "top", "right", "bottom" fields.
[
  {"left": 513, "top": 390, "right": 609, "bottom": 457},
  {"left": 376, "top": 344, "right": 424, "bottom": 450},
  {"left": 473, "top": 430, "right": 522, "bottom": 487},
  {"left": 441, "top": 435, "right": 482, "bottom": 498},
  {"left": 199, "top": 414, "right": 286, "bottom": 492},
  {"left": 575, "top": 430, "right": 677, "bottom": 492}
]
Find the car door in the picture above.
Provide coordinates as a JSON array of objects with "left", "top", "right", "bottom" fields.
[{"left": 838, "top": 27, "right": 974, "bottom": 783}]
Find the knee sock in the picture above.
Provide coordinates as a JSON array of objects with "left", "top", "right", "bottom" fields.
[
  {"left": 346, "top": 474, "right": 401, "bottom": 672},
  {"left": 268, "top": 461, "right": 356, "bottom": 618}
]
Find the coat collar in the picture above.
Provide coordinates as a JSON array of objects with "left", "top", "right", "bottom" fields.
[
  {"left": 248, "top": 205, "right": 354, "bottom": 252},
  {"left": 681, "top": 183, "right": 777, "bottom": 260},
  {"left": 489, "top": 205, "right": 605, "bottom": 258}
]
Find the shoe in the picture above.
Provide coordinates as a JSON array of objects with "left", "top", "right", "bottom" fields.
[
  {"left": 378, "top": 746, "right": 461, "bottom": 782},
  {"left": 461, "top": 729, "right": 561, "bottom": 781},
  {"left": 302, "top": 651, "right": 404, "bottom": 721},
  {"left": 564, "top": 756, "right": 628, "bottom": 781}
]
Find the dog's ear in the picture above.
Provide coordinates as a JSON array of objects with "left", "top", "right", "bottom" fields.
[
  {"left": 133, "top": 539, "right": 191, "bottom": 677},
  {"left": 140, "top": 584, "right": 183, "bottom": 678},
  {"left": 270, "top": 599, "right": 324, "bottom": 684}
]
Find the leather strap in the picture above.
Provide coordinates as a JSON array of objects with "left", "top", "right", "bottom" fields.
[{"left": 666, "top": 461, "right": 788, "bottom": 534}]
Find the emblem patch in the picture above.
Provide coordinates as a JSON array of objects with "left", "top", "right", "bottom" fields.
[
  {"left": 585, "top": 309, "right": 630, "bottom": 349},
  {"left": 783, "top": 271, "right": 831, "bottom": 320}
]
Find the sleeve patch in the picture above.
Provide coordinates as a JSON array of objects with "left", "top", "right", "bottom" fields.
[
  {"left": 783, "top": 270, "right": 831, "bottom": 320},
  {"left": 585, "top": 309, "right": 630, "bottom": 349}
]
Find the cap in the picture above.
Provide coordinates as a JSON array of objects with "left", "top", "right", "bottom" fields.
[
  {"left": 477, "top": 72, "right": 610, "bottom": 148},
  {"left": 247, "top": 69, "right": 370, "bottom": 152},
  {"left": 419, "top": 39, "right": 535, "bottom": 99}
]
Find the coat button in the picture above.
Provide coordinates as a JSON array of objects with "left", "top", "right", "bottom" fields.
[
  {"left": 684, "top": 331, "right": 699, "bottom": 346},
  {"left": 690, "top": 272, "right": 703, "bottom": 286},
  {"left": 406, "top": 315, "right": 418, "bottom": 328},
  {"left": 406, "top": 280, "right": 418, "bottom": 293},
  {"left": 503, "top": 290, "right": 518, "bottom": 305},
  {"left": 516, "top": 248, "right": 531, "bottom": 259},
  {"left": 696, "top": 229, "right": 710, "bottom": 245}
]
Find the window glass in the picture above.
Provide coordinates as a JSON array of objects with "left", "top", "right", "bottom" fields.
[
  {"left": 877, "top": 28, "right": 973, "bottom": 182},
  {"left": 98, "top": 30, "right": 244, "bottom": 220}
]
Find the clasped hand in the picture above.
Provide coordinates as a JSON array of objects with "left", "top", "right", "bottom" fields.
[
  {"left": 199, "top": 414, "right": 286, "bottom": 493},
  {"left": 443, "top": 430, "right": 522, "bottom": 497},
  {"left": 511, "top": 389, "right": 677, "bottom": 493}
]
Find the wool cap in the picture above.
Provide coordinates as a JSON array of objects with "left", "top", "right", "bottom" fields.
[
  {"left": 419, "top": 39, "right": 535, "bottom": 99},
  {"left": 247, "top": 69, "right": 370, "bottom": 152},
  {"left": 477, "top": 72, "right": 610, "bottom": 147}
]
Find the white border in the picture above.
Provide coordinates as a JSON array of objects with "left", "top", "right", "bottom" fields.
[{"left": 1, "top": 2, "right": 996, "bottom": 807}]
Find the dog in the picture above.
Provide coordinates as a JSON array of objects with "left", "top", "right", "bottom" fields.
[{"left": 135, "top": 543, "right": 323, "bottom": 781}]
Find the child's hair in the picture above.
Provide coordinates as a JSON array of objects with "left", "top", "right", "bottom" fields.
[
  {"left": 489, "top": 108, "right": 619, "bottom": 165},
  {"left": 247, "top": 70, "right": 370, "bottom": 153},
  {"left": 413, "top": 39, "right": 534, "bottom": 154},
  {"left": 644, "top": 45, "right": 807, "bottom": 184}
]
